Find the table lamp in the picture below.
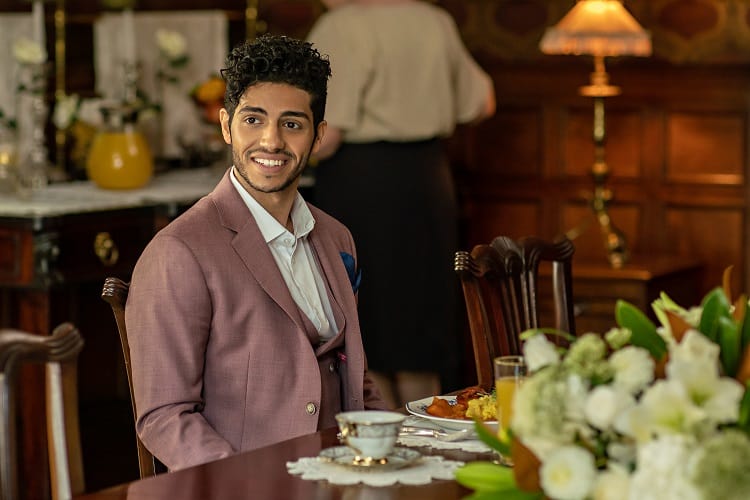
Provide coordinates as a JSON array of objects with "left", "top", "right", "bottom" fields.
[{"left": 539, "top": 0, "right": 652, "bottom": 268}]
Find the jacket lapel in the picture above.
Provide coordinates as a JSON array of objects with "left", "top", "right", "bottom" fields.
[
  {"left": 210, "top": 171, "right": 306, "bottom": 332},
  {"left": 308, "top": 220, "right": 352, "bottom": 340}
]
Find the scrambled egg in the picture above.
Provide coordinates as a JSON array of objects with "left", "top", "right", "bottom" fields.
[{"left": 465, "top": 393, "right": 497, "bottom": 421}]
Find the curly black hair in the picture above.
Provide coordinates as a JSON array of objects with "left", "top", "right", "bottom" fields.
[{"left": 220, "top": 34, "right": 331, "bottom": 132}]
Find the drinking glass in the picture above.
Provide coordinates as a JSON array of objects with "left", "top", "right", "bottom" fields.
[{"left": 494, "top": 355, "right": 526, "bottom": 466}]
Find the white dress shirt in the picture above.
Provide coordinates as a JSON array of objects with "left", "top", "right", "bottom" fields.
[{"left": 230, "top": 167, "right": 338, "bottom": 340}]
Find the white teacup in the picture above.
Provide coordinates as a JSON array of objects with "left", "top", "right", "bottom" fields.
[{"left": 335, "top": 411, "right": 406, "bottom": 460}]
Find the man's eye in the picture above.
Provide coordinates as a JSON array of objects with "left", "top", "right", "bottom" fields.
[
  {"left": 284, "top": 121, "right": 302, "bottom": 130},
  {"left": 244, "top": 116, "right": 259, "bottom": 124}
]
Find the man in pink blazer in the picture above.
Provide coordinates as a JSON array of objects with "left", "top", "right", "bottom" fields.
[{"left": 126, "top": 35, "right": 387, "bottom": 471}]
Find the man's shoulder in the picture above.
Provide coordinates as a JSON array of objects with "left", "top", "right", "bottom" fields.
[{"left": 150, "top": 195, "right": 228, "bottom": 249}]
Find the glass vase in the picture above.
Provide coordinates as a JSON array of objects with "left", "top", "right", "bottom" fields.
[
  {"left": 16, "top": 62, "right": 52, "bottom": 192},
  {"left": 86, "top": 104, "right": 153, "bottom": 189}
]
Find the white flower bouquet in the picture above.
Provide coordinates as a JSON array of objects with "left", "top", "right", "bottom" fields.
[
  {"left": 155, "top": 29, "right": 189, "bottom": 84},
  {"left": 456, "top": 268, "right": 750, "bottom": 500}
]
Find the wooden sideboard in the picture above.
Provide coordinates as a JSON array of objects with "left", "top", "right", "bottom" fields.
[
  {"left": 538, "top": 255, "right": 705, "bottom": 335},
  {"left": 0, "top": 168, "right": 223, "bottom": 498}
]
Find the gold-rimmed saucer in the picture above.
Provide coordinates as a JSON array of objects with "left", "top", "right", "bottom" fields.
[{"left": 318, "top": 446, "right": 421, "bottom": 471}]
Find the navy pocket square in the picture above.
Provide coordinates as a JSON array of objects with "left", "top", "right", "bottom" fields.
[{"left": 340, "top": 252, "right": 362, "bottom": 293}]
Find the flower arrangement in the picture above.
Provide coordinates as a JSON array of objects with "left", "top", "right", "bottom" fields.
[{"left": 456, "top": 267, "right": 750, "bottom": 500}]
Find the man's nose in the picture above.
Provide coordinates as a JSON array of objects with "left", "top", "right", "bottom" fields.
[{"left": 260, "top": 125, "right": 284, "bottom": 151}]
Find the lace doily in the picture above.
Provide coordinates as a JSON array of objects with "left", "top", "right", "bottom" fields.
[{"left": 287, "top": 453, "right": 463, "bottom": 486}]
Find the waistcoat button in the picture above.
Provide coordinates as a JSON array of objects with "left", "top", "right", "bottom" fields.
[
  {"left": 305, "top": 402, "right": 317, "bottom": 415},
  {"left": 329, "top": 362, "right": 336, "bottom": 373}
]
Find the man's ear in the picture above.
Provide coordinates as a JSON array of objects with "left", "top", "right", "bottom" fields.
[
  {"left": 312, "top": 120, "right": 328, "bottom": 155},
  {"left": 220, "top": 108, "right": 232, "bottom": 145}
]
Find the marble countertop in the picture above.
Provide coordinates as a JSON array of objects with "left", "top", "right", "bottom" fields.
[{"left": 0, "top": 168, "right": 225, "bottom": 218}]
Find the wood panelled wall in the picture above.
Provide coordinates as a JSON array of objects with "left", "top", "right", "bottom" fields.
[
  {"left": 3, "top": 0, "right": 749, "bottom": 298},
  {"left": 443, "top": 0, "right": 750, "bottom": 300}
]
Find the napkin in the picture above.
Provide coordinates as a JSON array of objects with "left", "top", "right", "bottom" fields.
[{"left": 397, "top": 416, "right": 492, "bottom": 453}]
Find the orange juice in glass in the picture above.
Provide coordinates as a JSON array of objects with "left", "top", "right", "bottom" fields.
[{"left": 494, "top": 355, "right": 526, "bottom": 466}]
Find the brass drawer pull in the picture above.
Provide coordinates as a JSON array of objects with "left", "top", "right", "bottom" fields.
[{"left": 94, "top": 232, "right": 119, "bottom": 266}]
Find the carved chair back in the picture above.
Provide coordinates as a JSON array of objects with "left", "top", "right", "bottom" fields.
[
  {"left": 0, "top": 323, "right": 85, "bottom": 500},
  {"left": 454, "top": 236, "right": 576, "bottom": 389}
]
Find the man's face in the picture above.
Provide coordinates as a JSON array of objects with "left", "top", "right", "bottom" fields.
[{"left": 220, "top": 82, "right": 325, "bottom": 197}]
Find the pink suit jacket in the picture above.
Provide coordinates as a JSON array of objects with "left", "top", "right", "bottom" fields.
[{"left": 126, "top": 170, "right": 386, "bottom": 471}]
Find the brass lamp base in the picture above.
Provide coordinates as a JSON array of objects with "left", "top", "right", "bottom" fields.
[{"left": 569, "top": 55, "right": 629, "bottom": 269}]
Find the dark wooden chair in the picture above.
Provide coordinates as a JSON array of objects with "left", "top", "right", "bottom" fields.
[
  {"left": 454, "top": 235, "right": 576, "bottom": 390},
  {"left": 101, "top": 277, "right": 167, "bottom": 478},
  {"left": 0, "top": 322, "right": 85, "bottom": 500}
]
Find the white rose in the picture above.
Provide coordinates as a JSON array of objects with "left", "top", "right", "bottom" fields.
[
  {"left": 156, "top": 29, "right": 187, "bottom": 61},
  {"left": 628, "top": 436, "right": 701, "bottom": 500},
  {"left": 669, "top": 329, "right": 720, "bottom": 367},
  {"left": 523, "top": 334, "right": 560, "bottom": 372},
  {"left": 584, "top": 385, "right": 634, "bottom": 431},
  {"left": 53, "top": 94, "right": 80, "bottom": 130},
  {"left": 592, "top": 464, "right": 631, "bottom": 500},
  {"left": 13, "top": 37, "right": 47, "bottom": 65},
  {"left": 540, "top": 445, "right": 597, "bottom": 500},
  {"left": 609, "top": 346, "right": 654, "bottom": 394}
]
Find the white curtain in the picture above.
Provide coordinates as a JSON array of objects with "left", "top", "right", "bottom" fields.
[
  {"left": 0, "top": 14, "right": 34, "bottom": 127},
  {"left": 94, "top": 11, "right": 228, "bottom": 158}
]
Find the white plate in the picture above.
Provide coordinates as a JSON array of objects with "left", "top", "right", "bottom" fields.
[{"left": 405, "top": 395, "right": 498, "bottom": 431}]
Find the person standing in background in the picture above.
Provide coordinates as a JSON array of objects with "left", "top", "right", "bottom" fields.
[{"left": 307, "top": 0, "right": 496, "bottom": 409}]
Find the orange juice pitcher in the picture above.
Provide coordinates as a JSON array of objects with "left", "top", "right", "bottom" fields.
[{"left": 87, "top": 104, "right": 153, "bottom": 189}]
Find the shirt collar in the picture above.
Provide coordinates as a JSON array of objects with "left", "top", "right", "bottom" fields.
[{"left": 229, "top": 166, "right": 315, "bottom": 243}]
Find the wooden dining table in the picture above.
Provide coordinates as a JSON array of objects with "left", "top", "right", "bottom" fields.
[{"left": 73, "top": 425, "right": 494, "bottom": 499}]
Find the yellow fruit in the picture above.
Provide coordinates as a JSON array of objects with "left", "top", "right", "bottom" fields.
[{"left": 193, "top": 77, "right": 226, "bottom": 103}]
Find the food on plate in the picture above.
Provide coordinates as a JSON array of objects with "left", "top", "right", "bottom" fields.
[
  {"left": 465, "top": 393, "right": 497, "bottom": 421},
  {"left": 425, "top": 386, "right": 496, "bottom": 421}
]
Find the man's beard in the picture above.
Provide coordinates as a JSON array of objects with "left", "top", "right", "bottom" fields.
[{"left": 232, "top": 145, "right": 311, "bottom": 194}]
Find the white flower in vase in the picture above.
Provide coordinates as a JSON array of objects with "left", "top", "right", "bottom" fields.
[
  {"left": 12, "top": 37, "right": 47, "bottom": 66},
  {"left": 522, "top": 333, "right": 560, "bottom": 372},
  {"left": 591, "top": 463, "right": 631, "bottom": 500},
  {"left": 53, "top": 94, "right": 81, "bottom": 131},
  {"left": 156, "top": 29, "right": 189, "bottom": 85},
  {"left": 609, "top": 345, "right": 654, "bottom": 394},
  {"left": 666, "top": 331, "right": 744, "bottom": 425},
  {"left": 584, "top": 385, "right": 634, "bottom": 431},
  {"left": 156, "top": 29, "right": 188, "bottom": 65},
  {"left": 628, "top": 435, "right": 701, "bottom": 500},
  {"left": 539, "top": 445, "right": 597, "bottom": 500}
]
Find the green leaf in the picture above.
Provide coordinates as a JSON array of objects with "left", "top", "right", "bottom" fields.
[
  {"left": 717, "top": 316, "right": 741, "bottom": 377},
  {"left": 698, "top": 288, "right": 732, "bottom": 343},
  {"left": 652, "top": 291, "right": 685, "bottom": 330},
  {"left": 741, "top": 300, "right": 750, "bottom": 353},
  {"left": 455, "top": 461, "right": 514, "bottom": 492},
  {"left": 738, "top": 381, "right": 750, "bottom": 432},
  {"left": 474, "top": 420, "right": 511, "bottom": 456},
  {"left": 465, "top": 490, "right": 543, "bottom": 500},
  {"left": 615, "top": 300, "right": 667, "bottom": 360}
]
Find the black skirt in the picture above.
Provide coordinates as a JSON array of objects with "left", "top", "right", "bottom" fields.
[{"left": 312, "top": 139, "right": 461, "bottom": 389}]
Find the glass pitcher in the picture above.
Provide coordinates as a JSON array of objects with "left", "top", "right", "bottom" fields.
[{"left": 86, "top": 104, "right": 153, "bottom": 189}]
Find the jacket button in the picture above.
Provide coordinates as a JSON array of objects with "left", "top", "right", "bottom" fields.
[
  {"left": 329, "top": 362, "right": 335, "bottom": 373},
  {"left": 306, "top": 402, "right": 317, "bottom": 415}
]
